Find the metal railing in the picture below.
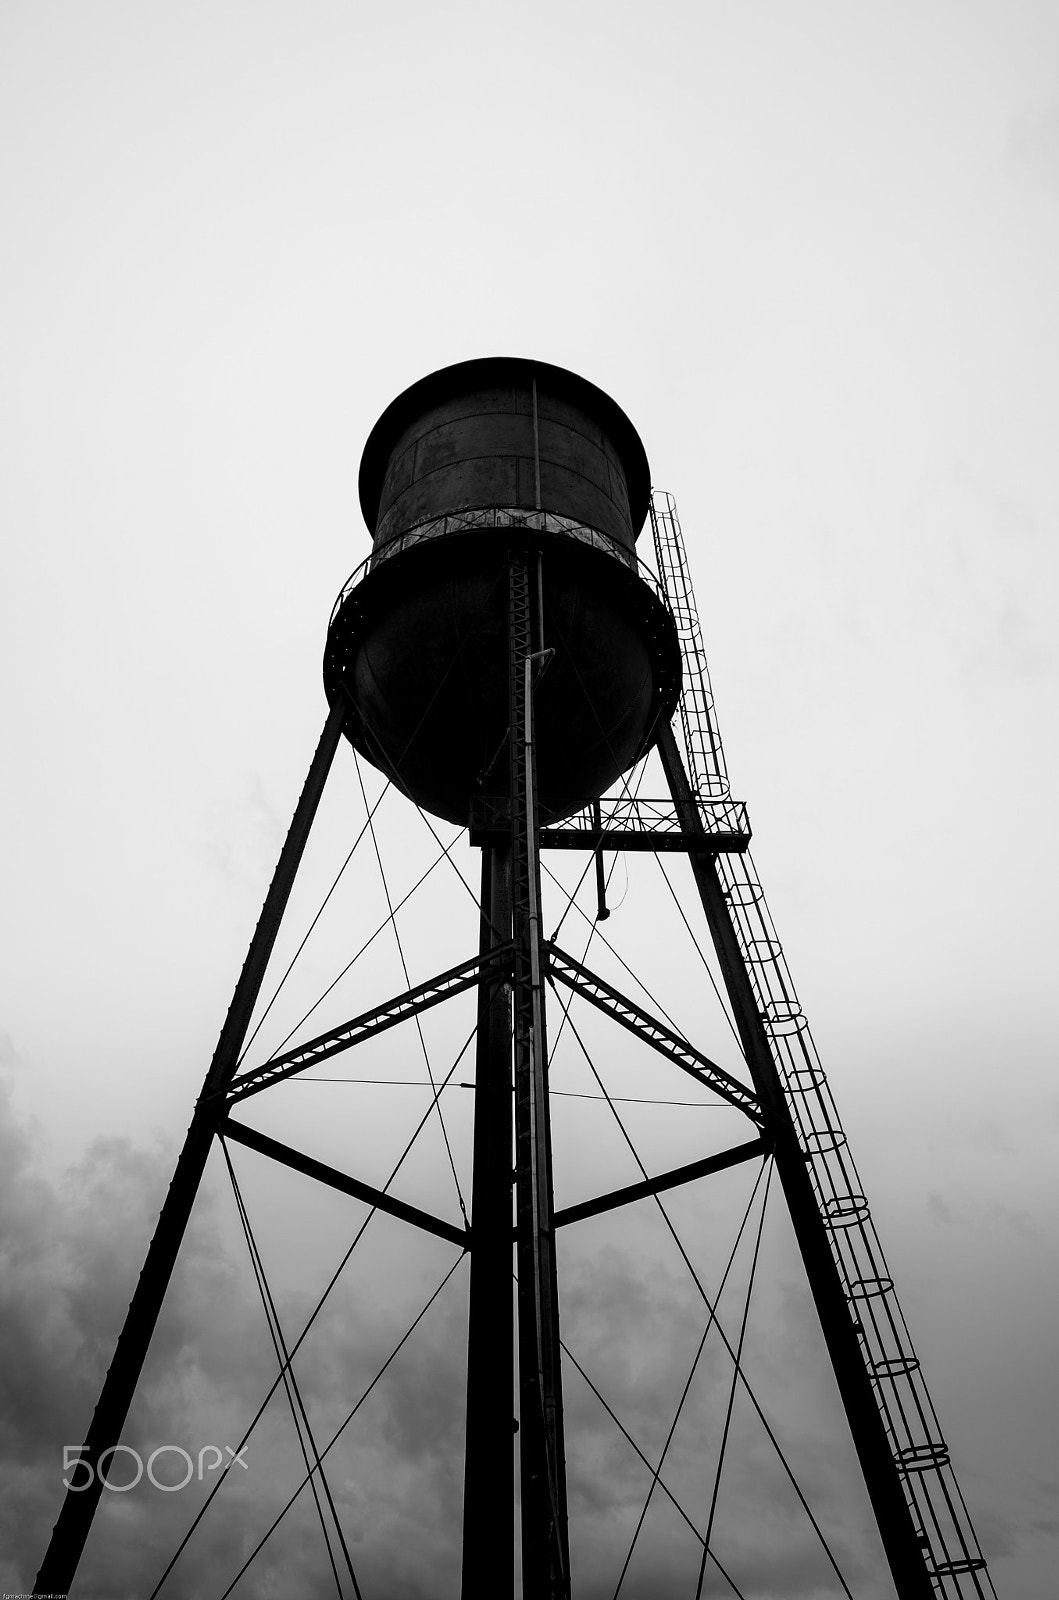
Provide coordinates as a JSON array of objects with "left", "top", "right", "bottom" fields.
[
  {"left": 329, "top": 505, "right": 667, "bottom": 627},
  {"left": 548, "top": 793, "right": 751, "bottom": 840},
  {"left": 470, "top": 792, "right": 751, "bottom": 845}
]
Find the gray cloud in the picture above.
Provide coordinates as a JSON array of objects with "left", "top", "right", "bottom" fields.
[
  {"left": 927, "top": 1190, "right": 1039, "bottom": 1241},
  {"left": 0, "top": 1083, "right": 466, "bottom": 1597},
  {"left": 0, "top": 1061, "right": 1046, "bottom": 1596}
]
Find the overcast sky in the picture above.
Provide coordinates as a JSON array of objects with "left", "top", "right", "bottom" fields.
[{"left": 1, "top": 3, "right": 1057, "bottom": 1596}]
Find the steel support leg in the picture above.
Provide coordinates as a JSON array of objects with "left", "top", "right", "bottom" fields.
[
  {"left": 656, "top": 723, "right": 933, "bottom": 1598},
  {"left": 461, "top": 846, "right": 515, "bottom": 1596},
  {"left": 34, "top": 701, "right": 346, "bottom": 1596}
]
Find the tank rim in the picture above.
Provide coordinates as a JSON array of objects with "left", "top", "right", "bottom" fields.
[{"left": 358, "top": 357, "right": 652, "bottom": 541}]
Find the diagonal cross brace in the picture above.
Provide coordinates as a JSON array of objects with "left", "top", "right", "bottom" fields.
[
  {"left": 545, "top": 943, "right": 766, "bottom": 1127},
  {"left": 222, "top": 1117, "right": 469, "bottom": 1250},
  {"left": 223, "top": 944, "right": 514, "bottom": 1104}
]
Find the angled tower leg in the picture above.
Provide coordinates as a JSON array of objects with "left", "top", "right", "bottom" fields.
[
  {"left": 656, "top": 722, "right": 934, "bottom": 1598},
  {"left": 35, "top": 701, "right": 347, "bottom": 1597}
]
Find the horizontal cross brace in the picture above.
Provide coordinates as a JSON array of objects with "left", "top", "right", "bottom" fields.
[
  {"left": 224, "top": 944, "right": 513, "bottom": 1104},
  {"left": 545, "top": 943, "right": 766, "bottom": 1127},
  {"left": 540, "top": 827, "right": 749, "bottom": 854},
  {"left": 222, "top": 1117, "right": 469, "bottom": 1251},
  {"left": 469, "top": 795, "right": 751, "bottom": 854},
  {"left": 550, "top": 1137, "right": 770, "bottom": 1230}
]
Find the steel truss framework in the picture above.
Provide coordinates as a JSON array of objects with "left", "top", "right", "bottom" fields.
[{"left": 34, "top": 507, "right": 993, "bottom": 1600}]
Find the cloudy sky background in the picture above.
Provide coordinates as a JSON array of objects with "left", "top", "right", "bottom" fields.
[{"left": 2, "top": 2, "right": 1057, "bottom": 1595}]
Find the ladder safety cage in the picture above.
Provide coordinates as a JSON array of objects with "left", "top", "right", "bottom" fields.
[{"left": 649, "top": 490, "right": 994, "bottom": 1596}]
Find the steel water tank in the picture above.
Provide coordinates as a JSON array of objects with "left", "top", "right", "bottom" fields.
[{"left": 324, "top": 357, "right": 680, "bottom": 825}]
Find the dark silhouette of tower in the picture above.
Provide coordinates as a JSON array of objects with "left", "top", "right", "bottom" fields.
[{"left": 35, "top": 358, "right": 993, "bottom": 1598}]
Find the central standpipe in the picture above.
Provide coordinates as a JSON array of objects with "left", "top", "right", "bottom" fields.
[
  {"left": 461, "top": 553, "right": 572, "bottom": 1596},
  {"left": 461, "top": 844, "right": 514, "bottom": 1590},
  {"left": 508, "top": 555, "right": 570, "bottom": 1595}
]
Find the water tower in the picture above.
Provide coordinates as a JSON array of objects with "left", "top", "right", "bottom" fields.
[{"left": 36, "top": 359, "right": 993, "bottom": 1598}]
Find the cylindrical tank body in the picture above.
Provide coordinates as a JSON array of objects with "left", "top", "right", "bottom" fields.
[
  {"left": 359, "top": 356, "right": 649, "bottom": 560},
  {"left": 324, "top": 357, "right": 680, "bottom": 825}
]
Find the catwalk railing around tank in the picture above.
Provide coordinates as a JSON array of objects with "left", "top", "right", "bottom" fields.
[{"left": 328, "top": 505, "right": 661, "bottom": 628}]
